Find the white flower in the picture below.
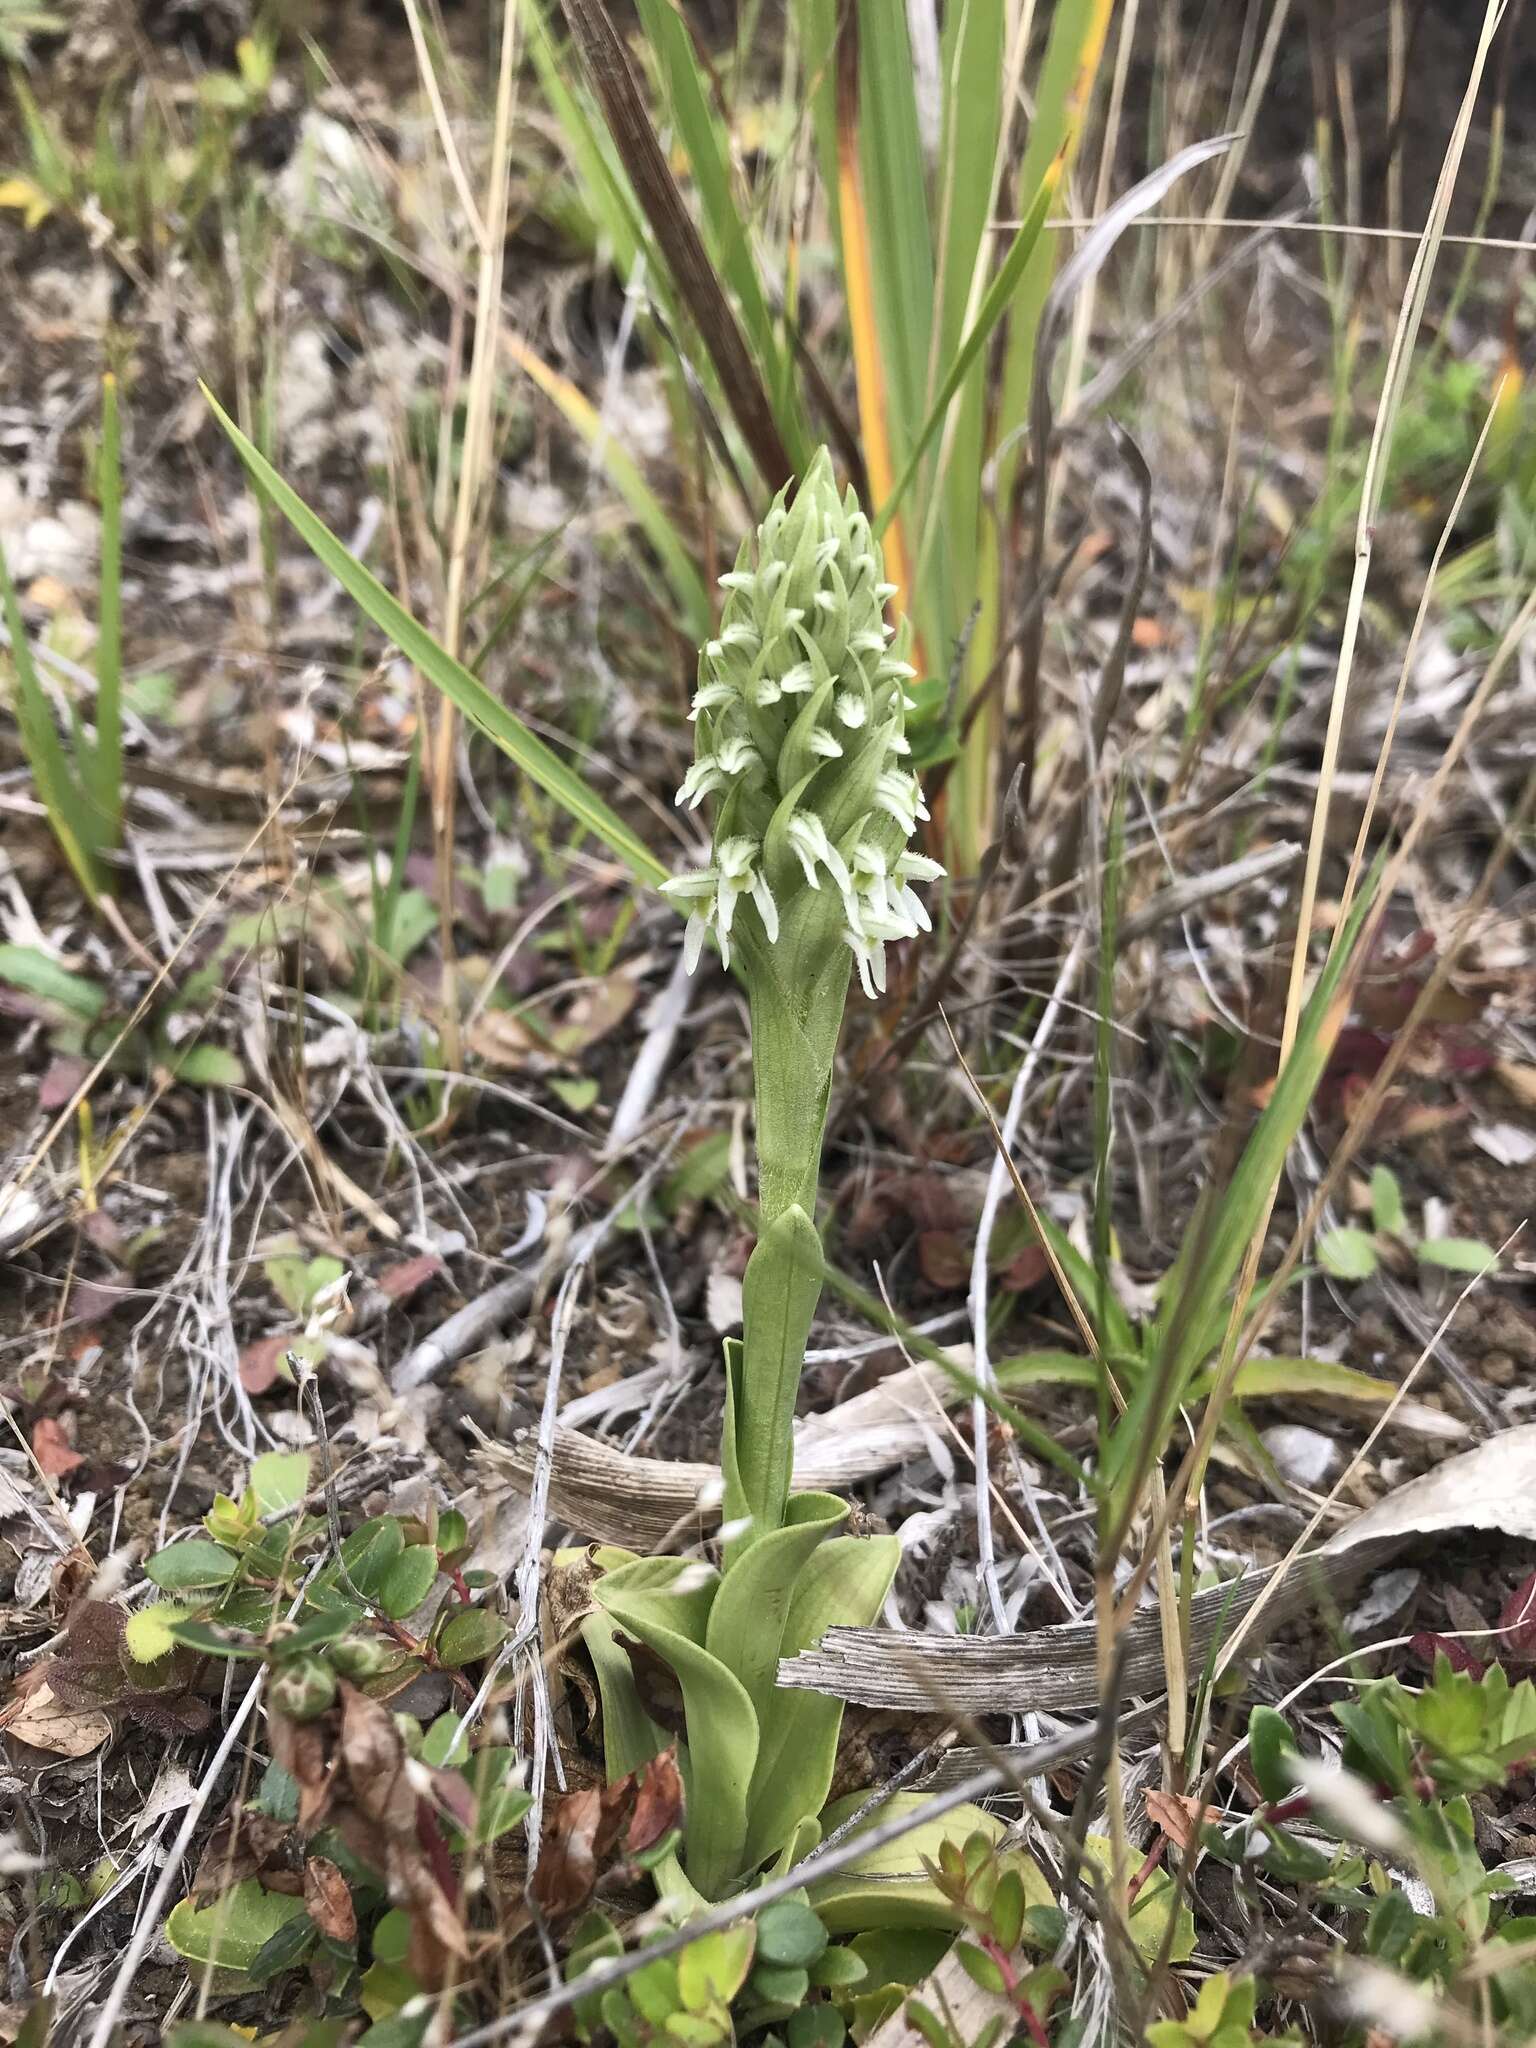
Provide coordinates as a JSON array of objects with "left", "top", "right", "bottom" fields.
[
  {"left": 688, "top": 678, "right": 736, "bottom": 718},
  {"left": 844, "top": 928, "right": 886, "bottom": 999},
  {"left": 664, "top": 837, "right": 779, "bottom": 972},
  {"left": 786, "top": 815, "right": 850, "bottom": 895},
  {"left": 897, "top": 851, "right": 945, "bottom": 884},
  {"left": 834, "top": 691, "right": 867, "bottom": 729}
]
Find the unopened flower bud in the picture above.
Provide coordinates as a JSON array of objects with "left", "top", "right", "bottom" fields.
[
  {"left": 269, "top": 1653, "right": 337, "bottom": 1723},
  {"left": 330, "top": 1633, "right": 401, "bottom": 1682}
]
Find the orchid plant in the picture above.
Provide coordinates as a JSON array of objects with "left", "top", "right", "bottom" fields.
[{"left": 583, "top": 450, "right": 943, "bottom": 1905}]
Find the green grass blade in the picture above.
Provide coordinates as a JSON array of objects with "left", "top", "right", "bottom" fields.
[
  {"left": 1092, "top": 781, "right": 1124, "bottom": 1378},
  {"left": 0, "top": 541, "right": 100, "bottom": 902},
  {"left": 522, "top": 0, "right": 649, "bottom": 280},
  {"left": 202, "top": 385, "right": 668, "bottom": 888},
  {"left": 1101, "top": 854, "right": 1385, "bottom": 1521},
  {"left": 503, "top": 334, "right": 711, "bottom": 643},
  {"left": 91, "top": 372, "right": 123, "bottom": 852},
  {"left": 633, "top": 0, "right": 807, "bottom": 465},
  {"left": 874, "top": 168, "right": 1055, "bottom": 538}
]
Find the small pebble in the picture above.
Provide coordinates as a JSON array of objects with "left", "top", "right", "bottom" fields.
[{"left": 1261, "top": 1423, "right": 1341, "bottom": 1490}]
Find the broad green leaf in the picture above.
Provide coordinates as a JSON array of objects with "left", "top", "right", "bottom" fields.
[
  {"left": 145, "top": 1538, "right": 237, "bottom": 1592},
  {"left": 1319, "top": 1227, "right": 1380, "bottom": 1281},
  {"left": 743, "top": 1530, "right": 900, "bottom": 1874},
  {"left": 726, "top": 1204, "right": 825, "bottom": 1553},
  {"left": 1214, "top": 1356, "right": 1406, "bottom": 1409},
  {"left": 595, "top": 1556, "right": 757, "bottom": 1898},
  {"left": 422, "top": 1713, "right": 468, "bottom": 1768},
  {"left": 273, "top": 1608, "right": 355, "bottom": 1656},
  {"left": 377, "top": 1544, "right": 438, "bottom": 1620},
  {"left": 168, "top": 1618, "right": 262, "bottom": 1660},
  {"left": 164, "top": 1881, "right": 307, "bottom": 1975},
  {"left": 333, "top": 1515, "right": 404, "bottom": 1600},
  {"left": 1419, "top": 1237, "right": 1498, "bottom": 1276},
  {"left": 1083, "top": 1836, "right": 1195, "bottom": 1962},
  {"left": 0, "top": 944, "right": 107, "bottom": 1021},
  {"left": 203, "top": 386, "right": 667, "bottom": 888},
  {"left": 1248, "top": 1705, "right": 1299, "bottom": 1803},
  {"left": 754, "top": 1902, "right": 827, "bottom": 1970},
  {"left": 249, "top": 1450, "right": 311, "bottom": 1516},
  {"left": 464, "top": 1752, "right": 534, "bottom": 1846},
  {"left": 705, "top": 1491, "right": 846, "bottom": 1730}
]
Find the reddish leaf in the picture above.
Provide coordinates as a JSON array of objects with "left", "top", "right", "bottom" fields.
[
  {"left": 626, "top": 1750, "right": 684, "bottom": 1855},
  {"left": 376, "top": 1253, "right": 446, "bottom": 1304},
  {"left": 38, "top": 1056, "right": 91, "bottom": 1111},
  {"left": 339, "top": 1687, "right": 415, "bottom": 1839},
  {"left": 304, "top": 1856, "right": 357, "bottom": 1944},
  {"left": 1498, "top": 1572, "right": 1536, "bottom": 1666},
  {"left": 1410, "top": 1633, "right": 1487, "bottom": 1679},
  {"left": 69, "top": 1272, "right": 129, "bottom": 1325},
  {"left": 999, "top": 1244, "right": 1049, "bottom": 1293},
  {"left": 267, "top": 1712, "right": 334, "bottom": 1831},
  {"left": 917, "top": 1231, "right": 969, "bottom": 1291},
  {"left": 32, "top": 1417, "right": 83, "bottom": 1479},
  {"left": 239, "top": 1333, "right": 295, "bottom": 1395},
  {"left": 1144, "top": 1789, "right": 1204, "bottom": 1852}
]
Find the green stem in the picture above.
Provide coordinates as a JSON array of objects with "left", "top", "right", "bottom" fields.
[{"left": 722, "top": 964, "right": 849, "bottom": 1556}]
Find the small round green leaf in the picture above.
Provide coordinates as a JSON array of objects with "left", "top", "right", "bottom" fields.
[
  {"left": 145, "top": 1539, "right": 237, "bottom": 1592},
  {"left": 378, "top": 1545, "right": 438, "bottom": 1620},
  {"left": 1318, "top": 1228, "right": 1378, "bottom": 1282},
  {"left": 755, "top": 1901, "right": 828, "bottom": 1970},
  {"left": 436, "top": 1606, "right": 509, "bottom": 1668},
  {"left": 787, "top": 2006, "right": 845, "bottom": 2048},
  {"left": 249, "top": 1450, "right": 311, "bottom": 1515}
]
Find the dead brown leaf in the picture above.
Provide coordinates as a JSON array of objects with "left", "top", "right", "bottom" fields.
[
  {"left": 267, "top": 1711, "right": 334, "bottom": 1831},
  {"left": 0, "top": 1680, "right": 110, "bottom": 1757},
  {"left": 339, "top": 1686, "right": 416, "bottom": 1838},
  {"left": 1144, "top": 1789, "right": 1205, "bottom": 1852},
  {"left": 239, "top": 1334, "right": 295, "bottom": 1396},
  {"left": 304, "top": 1855, "right": 357, "bottom": 1944},
  {"left": 376, "top": 1253, "right": 446, "bottom": 1304},
  {"left": 533, "top": 1778, "right": 636, "bottom": 1919},
  {"left": 626, "top": 1750, "right": 683, "bottom": 1855},
  {"left": 192, "top": 1808, "right": 302, "bottom": 1902}
]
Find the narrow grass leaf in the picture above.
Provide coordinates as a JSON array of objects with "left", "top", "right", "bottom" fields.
[
  {"left": 0, "top": 542, "right": 99, "bottom": 901},
  {"left": 91, "top": 372, "right": 123, "bottom": 850},
  {"left": 203, "top": 385, "right": 667, "bottom": 887},
  {"left": 558, "top": 0, "right": 794, "bottom": 491},
  {"left": 874, "top": 166, "right": 1057, "bottom": 539},
  {"left": 502, "top": 333, "right": 710, "bottom": 641}
]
